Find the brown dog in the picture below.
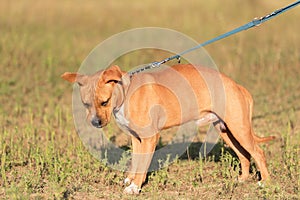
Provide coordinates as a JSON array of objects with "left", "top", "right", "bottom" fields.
[{"left": 62, "top": 64, "right": 274, "bottom": 194}]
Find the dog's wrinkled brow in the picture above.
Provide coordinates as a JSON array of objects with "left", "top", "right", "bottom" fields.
[{"left": 82, "top": 101, "right": 91, "bottom": 109}]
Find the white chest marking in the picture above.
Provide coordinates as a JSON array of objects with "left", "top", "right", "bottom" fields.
[{"left": 113, "top": 104, "right": 129, "bottom": 127}]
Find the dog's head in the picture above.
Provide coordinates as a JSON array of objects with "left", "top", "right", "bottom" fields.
[{"left": 61, "top": 65, "right": 129, "bottom": 128}]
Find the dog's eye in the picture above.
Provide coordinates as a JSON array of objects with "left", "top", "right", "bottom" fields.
[{"left": 101, "top": 98, "right": 110, "bottom": 107}]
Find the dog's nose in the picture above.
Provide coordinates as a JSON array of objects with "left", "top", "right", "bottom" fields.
[{"left": 91, "top": 117, "right": 102, "bottom": 128}]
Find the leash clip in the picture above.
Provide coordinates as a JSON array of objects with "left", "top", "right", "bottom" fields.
[
  {"left": 252, "top": 17, "right": 262, "bottom": 27},
  {"left": 150, "top": 61, "right": 161, "bottom": 69},
  {"left": 177, "top": 56, "right": 181, "bottom": 63}
]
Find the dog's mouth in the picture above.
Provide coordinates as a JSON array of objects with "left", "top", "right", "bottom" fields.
[{"left": 92, "top": 123, "right": 103, "bottom": 128}]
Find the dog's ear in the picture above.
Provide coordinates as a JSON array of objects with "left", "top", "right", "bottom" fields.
[
  {"left": 121, "top": 73, "right": 131, "bottom": 91},
  {"left": 61, "top": 72, "right": 87, "bottom": 86},
  {"left": 102, "top": 65, "right": 123, "bottom": 84}
]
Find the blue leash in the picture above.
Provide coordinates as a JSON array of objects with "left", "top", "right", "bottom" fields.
[{"left": 129, "top": 0, "right": 300, "bottom": 76}]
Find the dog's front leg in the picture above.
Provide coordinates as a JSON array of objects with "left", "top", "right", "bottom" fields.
[{"left": 124, "top": 133, "right": 160, "bottom": 194}]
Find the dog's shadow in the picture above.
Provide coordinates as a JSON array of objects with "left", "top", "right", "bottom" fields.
[
  {"left": 149, "top": 140, "right": 238, "bottom": 170},
  {"left": 142, "top": 141, "right": 248, "bottom": 187},
  {"left": 170, "top": 141, "right": 235, "bottom": 161},
  {"left": 97, "top": 139, "right": 239, "bottom": 171}
]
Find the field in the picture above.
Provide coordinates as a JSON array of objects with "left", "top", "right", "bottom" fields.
[{"left": 1, "top": 0, "right": 300, "bottom": 199}]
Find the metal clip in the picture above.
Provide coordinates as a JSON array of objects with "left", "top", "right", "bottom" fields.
[{"left": 252, "top": 17, "right": 262, "bottom": 27}]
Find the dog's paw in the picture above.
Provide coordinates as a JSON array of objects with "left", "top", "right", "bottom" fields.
[
  {"left": 257, "top": 181, "right": 264, "bottom": 188},
  {"left": 124, "top": 177, "right": 131, "bottom": 185},
  {"left": 257, "top": 178, "right": 271, "bottom": 188},
  {"left": 124, "top": 182, "right": 141, "bottom": 195}
]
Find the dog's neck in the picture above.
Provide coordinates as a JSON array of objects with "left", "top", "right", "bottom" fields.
[{"left": 112, "top": 81, "right": 130, "bottom": 130}]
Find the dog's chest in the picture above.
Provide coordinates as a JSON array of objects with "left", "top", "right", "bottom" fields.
[{"left": 113, "top": 104, "right": 129, "bottom": 128}]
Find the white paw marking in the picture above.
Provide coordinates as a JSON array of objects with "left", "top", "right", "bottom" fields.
[
  {"left": 124, "top": 182, "right": 141, "bottom": 195},
  {"left": 258, "top": 181, "right": 265, "bottom": 188},
  {"left": 124, "top": 177, "right": 131, "bottom": 185}
]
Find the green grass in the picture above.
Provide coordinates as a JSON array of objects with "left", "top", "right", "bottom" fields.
[{"left": 1, "top": 0, "right": 300, "bottom": 199}]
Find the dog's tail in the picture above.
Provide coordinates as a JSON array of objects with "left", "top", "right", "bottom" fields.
[
  {"left": 238, "top": 85, "right": 276, "bottom": 144},
  {"left": 254, "top": 134, "right": 276, "bottom": 143}
]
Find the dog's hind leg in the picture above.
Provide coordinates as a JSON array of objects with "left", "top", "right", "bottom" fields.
[
  {"left": 221, "top": 121, "right": 270, "bottom": 182},
  {"left": 209, "top": 115, "right": 251, "bottom": 181},
  {"left": 225, "top": 84, "right": 271, "bottom": 181},
  {"left": 124, "top": 133, "right": 160, "bottom": 194},
  {"left": 218, "top": 129, "right": 252, "bottom": 181},
  {"left": 246, "top": 128, "right": 270, "bottom": 181}
]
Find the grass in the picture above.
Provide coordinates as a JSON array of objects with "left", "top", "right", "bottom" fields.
[{"left": 0, "top": 0, "right": 299, "bottom": 199}]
